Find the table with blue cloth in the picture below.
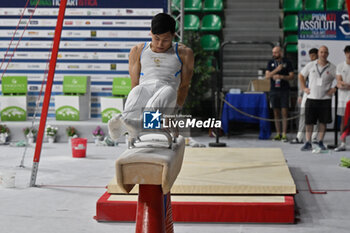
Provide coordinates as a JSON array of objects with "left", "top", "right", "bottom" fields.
[{"left": 221, "top": 93, "right": 271, "bottom": 139}]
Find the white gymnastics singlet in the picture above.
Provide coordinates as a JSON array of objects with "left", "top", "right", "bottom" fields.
[{"left": 139, "top": 42, "right": 182, "bottom": 89}]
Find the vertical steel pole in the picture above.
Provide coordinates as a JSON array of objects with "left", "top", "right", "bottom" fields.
[
  {"left": 29, "top": 0, "right": 67, "bottom": 187},
  {"left": 180, "top": 0, "right": 184, "bottom": 42}
]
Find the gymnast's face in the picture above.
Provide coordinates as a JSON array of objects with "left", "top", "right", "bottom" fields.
[{"left": 150, "top": 31, "right": 174, "bottom": 53}]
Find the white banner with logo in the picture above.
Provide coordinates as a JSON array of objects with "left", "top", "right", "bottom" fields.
[{"left": 298, "top": 11, "right": 350, "bottom": 71}]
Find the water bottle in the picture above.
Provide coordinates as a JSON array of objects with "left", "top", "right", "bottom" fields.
[{"left": 275, "top": 79, "right": 281, "bottom": 88}]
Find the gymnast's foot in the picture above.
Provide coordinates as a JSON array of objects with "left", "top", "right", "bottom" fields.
[{"left": 108, "top": 114, "right": 127, "bottom": 140}]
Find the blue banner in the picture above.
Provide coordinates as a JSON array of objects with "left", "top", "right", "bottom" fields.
[
  {"left": 298, "top": 11, "right": 350, "bottom": 40},
  {"left": 0, "top": 0, "right": 167, "bottom": 119},
  {"left": 0, "top": 0, "right": 167, "bottom": 9}
]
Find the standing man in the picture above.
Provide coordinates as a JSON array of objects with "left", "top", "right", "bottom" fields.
[
  {"left": 108, "top": 13, "right": 194, "bottom": 140},
  {"left": 334, "top": 45, "right": 350, "bottom": 152},
  {"left": 291, "top": 48, "right": 319, "bottom": 144},
  {"left": 299, "top": 46, "right": 337, "bottom": 151},
  {"left": 265, "top": 46, "right": 294, "bottom": 142}
]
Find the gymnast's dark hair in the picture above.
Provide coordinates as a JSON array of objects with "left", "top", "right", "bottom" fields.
[
  {"left": 151, "top": 13, "right": 176, "bottom": 35},
  {"left": 344, "top": 45, "right": 350, "bottom": 53}
]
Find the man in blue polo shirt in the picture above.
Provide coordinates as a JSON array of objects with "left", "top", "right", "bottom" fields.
[{"left": 265, "top": 46, "right": 294, "bottom": 142}]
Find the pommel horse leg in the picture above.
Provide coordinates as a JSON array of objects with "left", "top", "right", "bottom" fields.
[
  {"left": 115, "top": 135, "right": 185, "bottom": 233},
  {"left": 136, "top": 185, "right": 172, "bottom": 233}
]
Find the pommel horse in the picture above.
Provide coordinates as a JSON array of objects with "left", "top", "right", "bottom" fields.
[{"left": 115, "top": 134, "right": 185, "bottom": 233}]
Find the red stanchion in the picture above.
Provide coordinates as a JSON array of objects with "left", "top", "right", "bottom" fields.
[
  {"left": 136, "top": 185, "right": 165, "bottom": 233},
  {"left": 29, "top": 0, "right": 68, "bottom": 187}
]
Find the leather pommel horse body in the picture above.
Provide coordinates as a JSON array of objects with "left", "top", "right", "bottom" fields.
[{"left": 115, "top": 135, "right": 185, "bottom": 233}]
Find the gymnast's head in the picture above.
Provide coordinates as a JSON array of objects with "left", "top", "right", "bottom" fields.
[{"left": 150, "top": 13, "right": 176, "bottom": 53}]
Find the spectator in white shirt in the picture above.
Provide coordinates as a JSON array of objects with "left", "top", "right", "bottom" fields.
[
  {"left": 334, "top": 45, "right": 350, "bottom": 152},
  {"left": 298, "top": 46, "right": 337, "bottom": 151}
]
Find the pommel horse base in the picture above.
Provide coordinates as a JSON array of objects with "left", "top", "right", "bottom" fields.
[
  {"left": 109, "top": 134, "right": 185, "bottom": 233},
  {"left": 95, "top": 147, "right": 296, "bottom": 224}
]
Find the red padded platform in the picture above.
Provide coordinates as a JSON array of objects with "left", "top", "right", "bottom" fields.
[{"left": 95, "top": 192, "right": 295, "bottom": 223}]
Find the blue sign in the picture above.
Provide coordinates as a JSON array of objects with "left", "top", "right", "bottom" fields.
[
  {"left": 0, "top": 0, "right": 167, "bottom": 9},
  {"left": 298, "top": 11, "right": 350, "bottom": 40},
  {"left": 143, "top": 110, "right": 161, "bottom": 129}
]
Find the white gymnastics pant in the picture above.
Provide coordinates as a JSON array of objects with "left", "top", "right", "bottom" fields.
[{"left": 122, "top": 82, "right": 177, "bottom": 120}]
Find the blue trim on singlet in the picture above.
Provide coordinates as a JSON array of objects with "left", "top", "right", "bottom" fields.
[
  {"left": 139, "top": 42, "right": 147, "bottom": 76},
  {"left": 175, "top": 43, "right": 183, "bottom": 65},
  {"left": 174, "top": 43, "right": 182, "bottom": 77},
  {"left": 174, "top": 69, "right": 181, "bottom": 77},
  {"left": 140, "top": 42, "right": 147, "bottom": 60}
]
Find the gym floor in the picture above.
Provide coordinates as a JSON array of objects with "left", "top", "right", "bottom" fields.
[{"left": 0, "top": 132, "right": 349, "bottom": 233}]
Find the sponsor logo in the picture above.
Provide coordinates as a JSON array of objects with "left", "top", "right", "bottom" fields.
[
  {"left": 153, "top": 57, "right": 162, "bottom": 67},
  {"left": 56, "top": 106, "right": 79, "bottom": 121},
  {"left": 143, "top": 110, "right": 161, "bottom": 129},
  {"left": 101, "top": 108, "right": 121, "bottom": 123},
  {"left": 28, "top": 31, "right": 39, "bottom": 35},
  {"left": 142, "top": 110, "right": 222, "bottom": 130},
  {"left": 86, "top": 43, "right": 99, "bottom": 47},
  {"left": 29, "top": 86, "right": 38, "bottom": 91},
  {"left": 1, "top": 107, "right": 26, "bottom": 121},
  {"left": 28, "top": 65, "right": 41, "bottom": 68},
  {"left": 163, "top": 118, "right": 222, "bottom": 129},
  {"left": 16, "top": 53, "right": 29, "bottom": 57},
  {"left": 29, "top": 0, "right": 52, "bottom": 7},
  {"left": 64, "top": 54, "right": 80, "bottom": 58},
  {"left": 339, "top": 14, "right": 350, "bottom": 36},
  {"left": 299, "top": 13, "right": 337, "bottom": 39},
  {"left": 69, "top": 11, "right": 85, "bottom": 15}
]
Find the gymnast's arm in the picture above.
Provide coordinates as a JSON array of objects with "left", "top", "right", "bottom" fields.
[
  {"left": 128, "top": 43, "right": 143, "bottom": 89},
  {"left": 176, "top": 44, "right": 194, "bottom": 107}
]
